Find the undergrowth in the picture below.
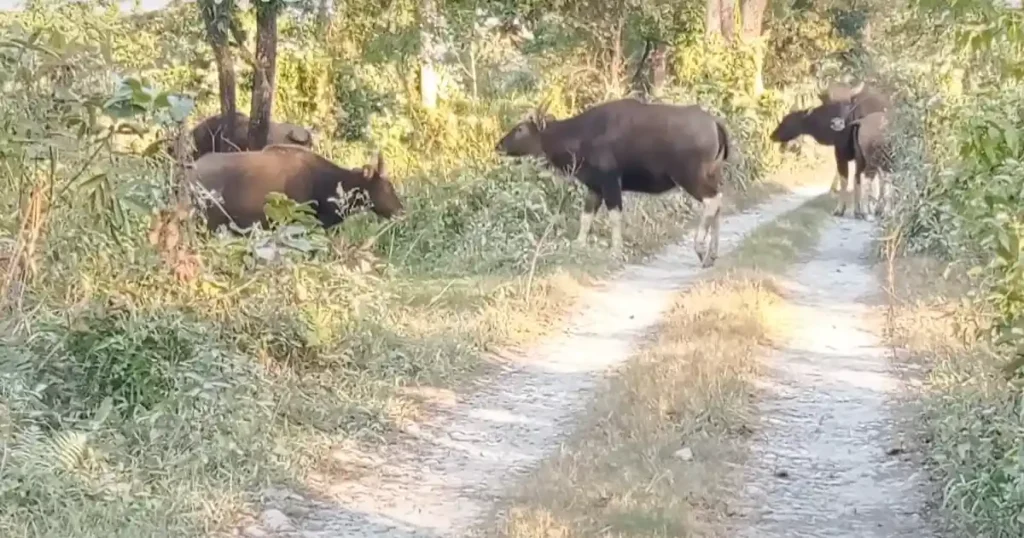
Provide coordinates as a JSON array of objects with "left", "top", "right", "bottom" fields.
[
  {"left": 872, "top": 2, "right": 1024, "bottom": 535},
  {"left": 0, "top": 1, "right": 843, "bottom": 536}
]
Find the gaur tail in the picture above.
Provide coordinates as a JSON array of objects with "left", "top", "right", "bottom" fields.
[{"left": 714, "top": 120, "right": 730, "bottom": 164}]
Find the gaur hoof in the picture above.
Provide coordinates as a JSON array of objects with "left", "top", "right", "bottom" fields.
[
  {"left": 853, "top": 211, "right": 866, "bottom": 220},
  {"left": 701, "top": 254, "right": 717, "bottom": 269},
  {"left": 832, "top": 206, "right": 846, "bottom": 217}
]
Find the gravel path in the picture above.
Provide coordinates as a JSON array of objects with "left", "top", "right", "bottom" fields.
[
  {"left": 728, "top": 216, "right": 933, "bottom": 537},
  {"left": 241, "top": 182, "right": 828, "bottom": 538}
]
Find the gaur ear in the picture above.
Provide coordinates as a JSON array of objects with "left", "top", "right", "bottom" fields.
[{"left": 287, "top": 128, "right": 311, "bottom": 145}]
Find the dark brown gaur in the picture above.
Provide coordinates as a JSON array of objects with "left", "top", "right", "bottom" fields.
[
  {"left": 177, "top": 112, "right": 314, "bottom": 161},
  {"left": 850, "top": 112, "right": 893, "bottom": 218},
  {"left": 187, "top": 144, "right": 403, "bottom": 232},
  {"left": 496, "top": 97, "right": 730, "bottom": 267},
  {"left": 769, "top": 81, "right": 891, "bottom": 217}
]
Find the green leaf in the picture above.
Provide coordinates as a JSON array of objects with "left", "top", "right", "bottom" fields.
[
  {"left": 92, "top": 397, "right": 114, "bottom": 428},
  {"left": 168, "top": 96, "right": 195, "bottom": 123},
  {"left": 142, "top": 139, "right": 169, "bottom": 157}
]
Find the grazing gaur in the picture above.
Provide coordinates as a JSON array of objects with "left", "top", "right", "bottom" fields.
[
  {"left": 182, "top": 112, "right": 314, "bottom": 160},
  {"left": 187, "top": 144, "right": 403, "bottom": 232},
  {"left": 769, "top": 81, "right": 891, "bottom": 216},
  {"left": 495, "top": 98, "right": 730, "bottom": 268},
  {"left": 850, "top": 112, "right": 893, "bottom": 218}
]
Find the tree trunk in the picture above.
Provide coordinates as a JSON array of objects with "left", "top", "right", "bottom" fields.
[
  {"left": 721, "top": 0, "right": 736, "bottom": 40},
  {"left": 418, "top": 0, "right": 439, "bottom": 109},
  {"left": 315, "top": 0, "right": 332, "bottom": 30},
  {"left": 199, "top": 0, "right": 238, "bottom": 153},
  {"left": 650, "top": 42, "right": 669, "bottom": 97},
  {"left": 248, "top": 2, "right": 280, "bottom": 151},
  {"left": 211, "top": 45, "right": 238, "bottom": 151},
  {"left": 741, "top": 0, "right": 768, "bottom": 95},
  {"left": 740, "top": 0, "right": 767, "bottom": 41},
  {"left": 705, "top": 0, "right": 722, "bottom": 37}
]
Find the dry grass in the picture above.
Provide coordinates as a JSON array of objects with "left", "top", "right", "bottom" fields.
[{"left": 484, "top": 195, "right": 833, "bottom": 538}]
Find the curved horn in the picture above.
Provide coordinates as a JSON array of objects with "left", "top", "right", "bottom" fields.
[
  {"left": 535, "top": 96, "right": 552, "bottom": 120},
  {"left": 375, "top": 151, "right": 387, "bottom": 177},
  {"left": 850, "top": 81, "right": 865, "bottom": 96}
]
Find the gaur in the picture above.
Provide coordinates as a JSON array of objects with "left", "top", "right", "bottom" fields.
[
  {"left": 770, "top": 81, "right": 891, "bottom": 217},
  {"left": 496, "top": 97, "right": 730, "bottom": 268},
  {"left": 187, "top": 144, "right": 403, "bottom": 232},
  {"left": 850, "top": 111, "right": 893, "bottom": 218},
  {"left": 180, "top": 112, "right": 314, "bottom": 160}
]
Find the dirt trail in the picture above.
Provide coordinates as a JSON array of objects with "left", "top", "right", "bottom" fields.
[
  {"left": 245, "top": 180, "right": 828, "bottom": 537},
  {"left": 728, "top": 216, "right": 932, "bottom": 537}
]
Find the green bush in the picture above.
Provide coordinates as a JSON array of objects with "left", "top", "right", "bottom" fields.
[{"left": 0, "top": 309, "right": 279, "bottom": 536}]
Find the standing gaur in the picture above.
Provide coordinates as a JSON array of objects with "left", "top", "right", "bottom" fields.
[
  {"left": 187, "top": 144, "right": 404, "bottom": 232},
  {"left": 495, "top": 98, "right": 731, "bottom": 268},
  {"left": 769, "top": 81, "right": 891, "bottom": 217},
  {"left": 849, "top": 111, "right": 894, "bottom": 218},
  {"left": 179, "top": 112, "right": 315, "bottom": 161}
]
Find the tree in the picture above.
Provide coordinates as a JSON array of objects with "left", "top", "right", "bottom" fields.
[
  {"left": 741, "top": 0, "right": 768, "bottom": 95},
  {"left": 248, "top": 0, "right": 283, "bottom": 150},
  {"left": 198, "top": 0, "right": 241, "bottom": 153},
  {"left": 721, "top": 0, "right": 736, "bottom": 39},
  {"left": 418, "top": 0, "right": 440, "bottom": 109},
  {"left": 706, "top": 0, "right": 722, "bottom": 36}
]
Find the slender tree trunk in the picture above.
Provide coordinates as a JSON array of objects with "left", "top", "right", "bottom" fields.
[
  {"left": 741, "top": 0, "right": 768, "bottom": 95},
  {"left": 199, "top": 0, "right": 238, "bottom": 153},
  {"left": 721, "top": 0, "right": 736, "bottom": 40},
  {"left": 212, "top": 46, "right": 238, "bottom": 151},
  {"left": 651, "top": 42, "right": 668, "bottom": 95},
  {"left": 705, "top": 0, "right": 722, "bottom": 37},
  {"left": 418, "top": 0, "right": 439, "bottom": 109},
  {"left": 469, "top": 41, "right": 478, "bottom": 100},
  {"left": 315, "top": 0, "right": 332, "bottom": 31},
  {"left": 248, "top": 2, "right": 280, "bottom": 151}
]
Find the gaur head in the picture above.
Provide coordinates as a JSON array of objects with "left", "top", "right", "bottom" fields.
[
  {"left": 769, "top": 100, "right": 856, "bottom": 145},
  {"left": 356, "top": 152, "right": 404, "bottom": 219},
  {"left": 495, "top": 104, "right": 556, "bottom": 157}
]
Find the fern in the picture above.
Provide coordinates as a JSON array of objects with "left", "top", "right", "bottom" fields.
[{"left": 48, "top": 431, "right": 89, "bottom": 472}]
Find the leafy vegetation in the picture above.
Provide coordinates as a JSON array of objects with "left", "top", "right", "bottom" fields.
[
  {"left": 0, "top": 0, "right": 856, "bottom": 535},
  {"left": 873, "top": 1, "right": 1024, "bottom": 535}
]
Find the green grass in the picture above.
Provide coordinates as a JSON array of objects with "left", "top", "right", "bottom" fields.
[
  {"left": 882, "top": 255, "right": 1024, "bottom": 538},
  {"left": 0, "top": 9, "right": 834, "bottom": 534}
]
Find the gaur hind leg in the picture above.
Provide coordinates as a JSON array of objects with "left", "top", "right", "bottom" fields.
[
  {"left": 575, "top": 188, "right": 603, "bottom": 246},
  {"left": 832, "top": 152, "right": 851, "bottom": 217},
  {"left": 853, "top": 158, "right": 867, "bottom": 220},
  {"left": 695, "top": 192, "right": 724, "bottom": 268},
  {"left": 873, "top": 171, "right": 888, "bottom": 218}
]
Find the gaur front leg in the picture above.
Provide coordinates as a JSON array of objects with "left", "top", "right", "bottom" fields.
[
  {"left": 576, "top": 188, "right": 603, "bottom": 246},
  {"left": 832, "top": 152, "right": 850, "bottom": 217},
  {"left": 601, "top": 175, "right": 625, "bottom": 255},
  {"left": 830, "top": 149, "right": 846, "bottom": 195}
]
